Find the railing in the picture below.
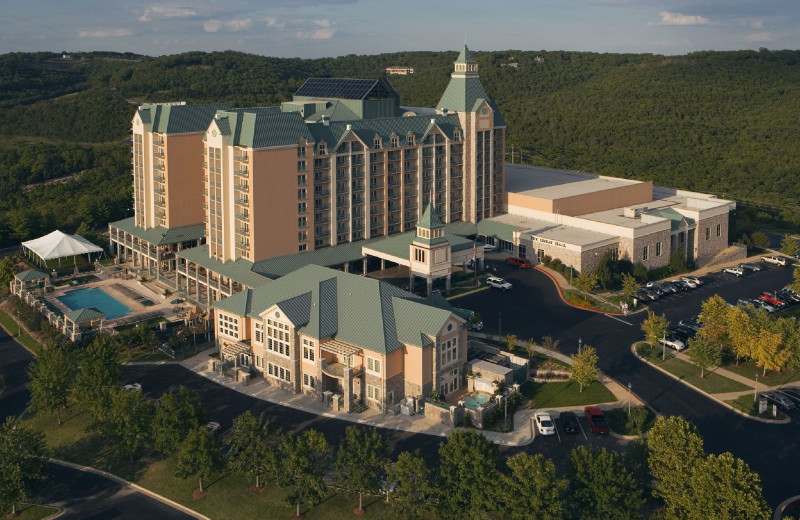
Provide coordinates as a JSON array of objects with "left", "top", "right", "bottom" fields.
[
  {"left": 234, "top": 168, "right": 248, "bottom": 177},
  {"left": 321, "top": 359, "right": 344, "bottom": 377}
]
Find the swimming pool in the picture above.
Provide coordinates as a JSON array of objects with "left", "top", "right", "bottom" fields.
[
  {"left": 57, "top": 287, "right": 132, "bottom": 320},
  {"left": 462, "top": 392, "right": 491, "bottom": 410}
]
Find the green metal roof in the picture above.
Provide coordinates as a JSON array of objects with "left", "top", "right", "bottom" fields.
[
  {"left": 139, "top": 103, "right": 230, "bottom": 134},
  {"left": 444, "top": 221, "right": 478, "bottom": 237},
  {"left": 109, "top": 218, "right": 205, "bottom": 247},
  {"left": 437, "top": 75, "right": 490, "bottom": 114},
  {"left": 15, "top": 269, "right": 48, "bottom": 282},
  {"left": 176, "top": 245, "right": 272, "bottom": 289},
  {"left": 64, "top": 307, "right": 105, "bottom": 323},
  {"left": 214, "top": 264, "right": 458, "bottom": 354},
  {"left": 418, "top": 203, "right": 444, "bottom": 230},
  {"left": 214, "top": 108, "right": 314, "bottom": 149},
  {"left": 362, "top": 229, "right": 472, "bottom": 260},
  {"left": 477, "top": 219, "right": 524, "bottom": 243},
  {"left": 455, "top": 44, "right": 474, "bottom": 64},
  {"left": 647, "top": 208, "right": 695, "bottom": 232},
  {"left": 251, "top": 238, "right": 381, "bottom": 279}
]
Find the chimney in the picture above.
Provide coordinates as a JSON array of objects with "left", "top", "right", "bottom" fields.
[{"left": 441, "top": 108, "right": 448, "bottom": 115}]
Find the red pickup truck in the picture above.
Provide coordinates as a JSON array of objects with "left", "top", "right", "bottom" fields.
[{"left": 584, "top": 406, "right": 610, "bottom": 434}]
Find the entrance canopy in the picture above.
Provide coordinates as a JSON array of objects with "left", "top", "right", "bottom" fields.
[{"left": 22, "top": 230, "right": 103, "bottom": 264}]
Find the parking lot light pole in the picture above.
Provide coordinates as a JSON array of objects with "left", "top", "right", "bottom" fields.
[
  {"left": 662, "top": 333, "right": 667, "bottom": 360},
  {"left": 754, "top": 372, "right": 759, "bottom": 402},
  {"left": 627, "top": 382, "right": 632, "bottom": 415},
  {"left": 578, "top": 337, "right": 582, "bottom": 350}
]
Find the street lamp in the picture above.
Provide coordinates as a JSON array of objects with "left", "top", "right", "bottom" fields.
[
  {"left": 627, "top": 382, "right": 633, "bottom": 415},
  {"left": 578, "top": 337, "right": 582, "bottom": 350},
  {"left": 754, "top": 372, "right": 759, "bottom": 402},
  {"left": 662, "top": 332, "right": 667, "bottom": 360}
]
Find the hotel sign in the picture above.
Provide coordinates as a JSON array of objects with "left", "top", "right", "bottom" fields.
[{"left": 530, "top": 235, "right": 567, "bottom": 248}]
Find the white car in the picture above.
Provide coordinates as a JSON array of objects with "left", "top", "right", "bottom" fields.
[
  {"left": 122, "top": 383, "right": 142, "bottom": 392},
  {"left": 482, "top": 243, "right": 497, "bottom": 252},
  {"left": 534, "top": 412, "right": 556, "bottom": 435},
  {"left": 762, "top": 255, "right": 788, "bottom": 266},
  {"left": 681, "top": 276, "right": 701, "bottom": 287},
  {"left": 723, "top": 267, "right": 744, "bottom": 276},
  {"left": 486, "top": 276, "right": 512, "bottom": 291},
  {"left": 659, "top": 335, "right": 686, "bottom": 351},
  {"left": 205, "top": 421, "right": 221, "bottom": 435}
]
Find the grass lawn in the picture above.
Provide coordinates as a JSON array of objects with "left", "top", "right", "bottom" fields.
[
  {"left": 0, "top": 308, "right": 42, "bottom": 354},
  {"left": 12, "top": 504, "right": 60, "bottom": 520},
  {"left": 726, "top": 394, "right": 787, "bottom": 420},
  {"left": 720, "top": 358, "right": 800, "bottom": 386},
  {"left": 20, "top": 406, "right": 393, "bottom": 520},
  {"left": 605, "top": 406, "right": 656, "bottom": 435},
  {"left": 520, "top": 380, "right": 616, "bottom": 408},
  {"left": 636, "top": 343, "right": 749, "bottom": 393},
  {"left": 563, "top": 290, "right": 620, "bottom": 313}
]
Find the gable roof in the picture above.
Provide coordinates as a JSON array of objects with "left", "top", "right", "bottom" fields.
[
  {"left": 214, "top": 109, "right": 314, "bottom": 149},
  {"left": 139, "top": 103, "right": 230, "bottom": 134},
  {"left": 15, "top": 269, "right": 48, "bottom": 282},
  {"left": 64, "top": 307, "right": 105, "bottom": 323},
  {"left": 214, "top": 264, "right": 459, "bottom": 354},
  {"left": 294, "top": 78, "right": 398, "bottom": 101}
]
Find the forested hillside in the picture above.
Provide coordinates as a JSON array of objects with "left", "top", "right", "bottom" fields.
[{"left": 0, "top": 49, "right": 798, "bottom": 246}]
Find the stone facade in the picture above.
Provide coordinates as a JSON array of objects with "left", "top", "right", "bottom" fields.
[
  {"left": 695, "top": 211, "right": 730, "bottom": 265},
  {"left": 631, "top": 227, "right": 672, "bottom": 269}
]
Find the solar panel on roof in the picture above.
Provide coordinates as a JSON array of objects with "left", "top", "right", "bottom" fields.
[{"left": 294, "top": 78, "right": 398, "bottom": 100}]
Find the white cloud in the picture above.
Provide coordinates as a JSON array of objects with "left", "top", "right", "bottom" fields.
[
  {"left": 653, "top": 11, "right": 710, "bottom": 26},
  {"left": 203, "top": 18, "right": 253, "bottom": 33},
  {"left": 746, "top": 32, "right": 773, "bottom": 43},
  {"left": 139, "top": 5, "right": 197, "bottom": 22},
  {"left": 296, "top": 19, "right": 335, "bottom": 40},
  {"left": 751, "top": 20, "right": 764, "bottom": 30},
  {"left": 77, "top": 28, "right": 133, "bottom": 38}
]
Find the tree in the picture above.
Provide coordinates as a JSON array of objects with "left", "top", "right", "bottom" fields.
[
  {"left": 386, "top": 451, "right": 437, "bottom": 520},
  {"left": 668, "top": 250, "right": 689, "bottom": 274},
  {"left": 621, "top": 273, "right": 639, "bottom": 301},
  {"left": 641, "top": 311, "right": 669, "bottom": 358},
  {"left": 540, "top": 335, "right": 560, "bottom": 353},
  {"left": 74, "top": 334, "right": 122, "bottom": 423},
  {"left": 524, "top": 338, "right": 538, "bottom": 359},
  {"left": 175, "top": 426, "right": 218, "bottom": 495},
  {"left": 226, "top": 411, "right": 281, "bottom": 489},
  {"left": 104, "top": 387, "right": 153, "bottom": 461},
  {"left": 570, "top": 345, "right": 598, "bottom": 392},
  {"left": 152, "top": 386, "right": 208, "bottom": 455},
  {"left": 632, "top": 261, "right": 648, "bottom": 283},
  {"left": 0, "top": 418, "right": 49, "bottom": 517},
  {"left": 726, "top": 306, "right": 756, "bottom": 365},
  {"left": 687, "top": 452, "right": 770, "bottom": 520},
  {"left": 780, "top": 235, "right": 799, "bottom": 257},
  {"left": 437, "top": 430, "right": 499, "bottom": 520},
  {"left": 751, "top": 232, "right": 770, "bottom": 248},
  {"left": 566, "top": 446, "right": 642, "bottom": 520},
  {"left": 687, "top": 334, "right": 721, "bottom": 378},
  {"left": 647, "top": 416, "right": 705, "bottom": 519},
  {"left": 0, "top": 257, "right": 16, "bottom": 291},
  {"left": 573, "top": 271, "right": 597, "bottom": 294},
  {"left": 336, "top": 427, "right": 390, "bottom": 514},
  {"left": 278, "top": 429, "right": 330, "bottom": 518},
  {"left": 28, "top": 346, "right": 76, "bottom": 425},
  {"left": 500, "top": 453, "right": 567, "bottom": 520},
  {"left": 752, "top": 329, "right": 789, "bottom": 376},
  {"left": 593, "top": 251, "right": 614, "bottom": 290},
  {"left": 791, "top": 267, "right": 800, "bottom": 295},
  {"left": 505, "top": 333, "right": 518, "bottom": 352}
]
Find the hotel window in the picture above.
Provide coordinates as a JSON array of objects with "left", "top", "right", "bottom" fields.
[
  {"left": 254, "top": 322, "right": 264, "bottom": 344},
  {"left": 217, "top": 314, "right": 239, "bottom": 338},
  {"left": 299, "top": 244, "right": 307, "bottom": 251},
  {"left": 407, "top": 133, "right": 415, "bottom": 146},
  {"left": 453, "top": 129, "right": 462, "bottom": 141},
  {"left": 705, "top": 227, "right": 711, "bottom": 240},
  {"left": 303, "top": 373, "right": 316, "bottom": 388},
  {"left": 656, "top": 241, "right": 662, "bottom": 257},
  {"left": 298, "top": 231, "right": 307, "bottom": 242},
  {"left": 642, "top": 245, "right": 649, "bottom": 261},
  {"left": 390, "top": 135, "right": 399, "bottom": 147},
  {"left": 373, "top": 136, "right": 382, "bottom": 149},
  {"left": 367, "top": 384, "right": 381, "bottom": 402},
  {"left": 298, "top": 160, "right": 307, "bottom": 172},
  {"left": 298, "top": 174, "right": 306, "bottom": 186},
  {"left": 267, "top": 362, "right": 291, "bottom": 382},
  {"left": 317, "top": 143, "right": 327, "bottom": 155},
  {"left": 297, "top": 146, "right": 306, "bottom": 157},
  {"left": 716, "top": 224, "right": 721, "bottom": 237},
  {"left": 266, "top": 319, "right": 291, "bottom": 357},
  {"left": 440, "top": 337, "right": 459, "bottom": 366},
  {"left": 298, "top": 202, "right": 307, "bottom": 214},
  {"left": 302, "top": 339, "right": 315, "bottom": 361},
  {"left": 366, "top": 357, "right": 381, "bottom": 374},
  {"left": 298, "top": 216, "right": 307, "bottom": 228},
  {"left": 298, "top": 188, "right": 306, "bottom": 200}
]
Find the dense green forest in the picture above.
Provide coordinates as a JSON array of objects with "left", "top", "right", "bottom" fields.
[{"left": 0, "top": 49, "right": 798, "bottom": 246}]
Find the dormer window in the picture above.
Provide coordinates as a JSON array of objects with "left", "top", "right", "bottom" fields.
[
  {"left": 373, "top": 136, "right": 382, "bottom": 149},
  {"left": 453, "top": 129, "right": 462, "bottom": 141},
  {"left": 406, "top": 133, "right": 415, "bottom": 146},
  {"left": 390, "top": 135, "right": 399, "bottom": 148},
  {"left": 317, "top": 142, "right": 327, "bottom": 155}
]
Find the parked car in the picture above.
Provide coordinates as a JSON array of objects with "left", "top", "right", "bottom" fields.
[
  {"left": 678, "top": 318, "right": 701, "bottom": 332},
  {"left": 762, "top": 392, "right": 796, "bottom": 410},
  {"left": 205, "top": 421, "right": 222, "bottom": 435},
  {"left": 486, "top": 276, "right": 512, "bottom": 291},
  {"left": 671, "top": 325, "right": 696, "bottom": 343},
  {"left": 666, "top": 280, "right": 690, "bottom": 292},
  {"left": 535, "top": 412, "right": 556, "bottom": 435},
  {"left": 778, "top": 288, "right": 800, "bottom": 303},
  {"left": 123, "top": 383, "right": 142, "bottom": 392},
  {"left": 505, "top": 257, "right": 532, "bottom": 269},
  {"left": 584, "top": 406, "right": 610, "bottom": 434},
  {"left": 658, "top": 335, "right": 686, "bottom": 351},
  {"left": 740, "top": 262, "right": 764, "bottom": 272},
  {"left": 778, "top": 388, "right": 800, "bottom": 405},
  {"left": 759, "top": 292, "right": 786, "bottom": 308},
  {"left": 482, "top": 243, "right": 497, "bottom": 252},
  {"left": 762, "top": 255, "right": 789, "bottom": 266},
  {"left": 637, "top": 288, "right": 659, "bottom": 301},
  {"left": 723, "top": 266, "right": 745, "bottom": 276},
  {"left": 560, "top": 411, "right": 580, "bottom": 434},
  {"left": 681, "top": 275, "right": 702, "bottom": 286}
]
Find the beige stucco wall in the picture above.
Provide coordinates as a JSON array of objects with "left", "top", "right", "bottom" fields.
[
  {"left": 165, "top": 133, "right": 205, "bottom": 228},
  {"left": 509, "top": 181, "right": 652, "bottom": 218}
]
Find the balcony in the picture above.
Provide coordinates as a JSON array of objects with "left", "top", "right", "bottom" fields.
[
  {"left": 235, "top": 197, "right": 249, "bottom": 206},
  {"left": 234, "top": 168, "right": 249, "bottom": 177},
  {"left": 235, "top": 226, "right": 249, "bottom": 235},
  {"left": 371, "top": 207, "right": 384, "bottom": 215},
  {"left": 153, "top": 150, "right": 164, "bottom": 158},
  {"left": 314, "top": 175, "right": 330, "bottom": 184},
  {"left": 315, "top": 202, "right": 330, "bottom": 211},
  {"left": 154, "top": 175, "right": 165, "bottom": 182},
  {"left": 234, "top": 153, "right": 249, "bottom": 162},
  {"left": 321, "top": 359, "right": 362, "bottom": 378},
  {"left": 315, "top": 215, "right": 330, "bottom": 224},
  {"left": 235, "top": 183, "right": 249, "bottom": 192},
  {"left": 153, "top": 137, "right": 164, "bottom": 145},
  {"left": 336, "top": 172, "right": 348, "bottom": 181},
  {"left": 235, "top": 211, "right": 249, "bottom": 220},
  {"left": 153, "top": 163, "right": 165, "bottom": 172},
  {"left": 314, "top": 189, "right": 331, "bottom": 197}
]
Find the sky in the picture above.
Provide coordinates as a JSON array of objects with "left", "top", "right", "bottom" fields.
[{"left": 1, "top": 0, "right": 798, "bottom": 58}]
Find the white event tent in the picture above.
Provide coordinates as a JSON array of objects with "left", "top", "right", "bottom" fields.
[{"left": 21, "top": 230, "right": 104, "bottom": 266}]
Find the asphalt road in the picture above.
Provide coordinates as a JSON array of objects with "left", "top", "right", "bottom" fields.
[
  {"left": 459, "top": 261, "right": 799, "bottom": 506},
  {"left": 0, "top": 324, "right": 35, "bottom": 422}
]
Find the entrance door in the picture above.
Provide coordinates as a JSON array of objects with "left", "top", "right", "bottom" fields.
[{"left": 537, "top": 249, "right": 545, "bottom": 262}]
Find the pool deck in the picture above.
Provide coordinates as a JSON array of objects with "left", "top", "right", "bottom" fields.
[{"left": 44, "top": 275, "right": 183, "bottom": 329}]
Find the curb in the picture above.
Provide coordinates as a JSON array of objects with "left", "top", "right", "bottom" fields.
[
  {"left": 774, "top": 495, "right": 800, "bottom": 520},
  {"left": 48, "top": 458, "right": 211, "bottom": 520},
  {"left": 446, "top": 284, "right": 488, "bottom": 300},
  {"left": 534, "top": 267, "right": 625, "bottom": 316},
  {"left": 630, "top": 343, "right": 791, "bottom": 425}
]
